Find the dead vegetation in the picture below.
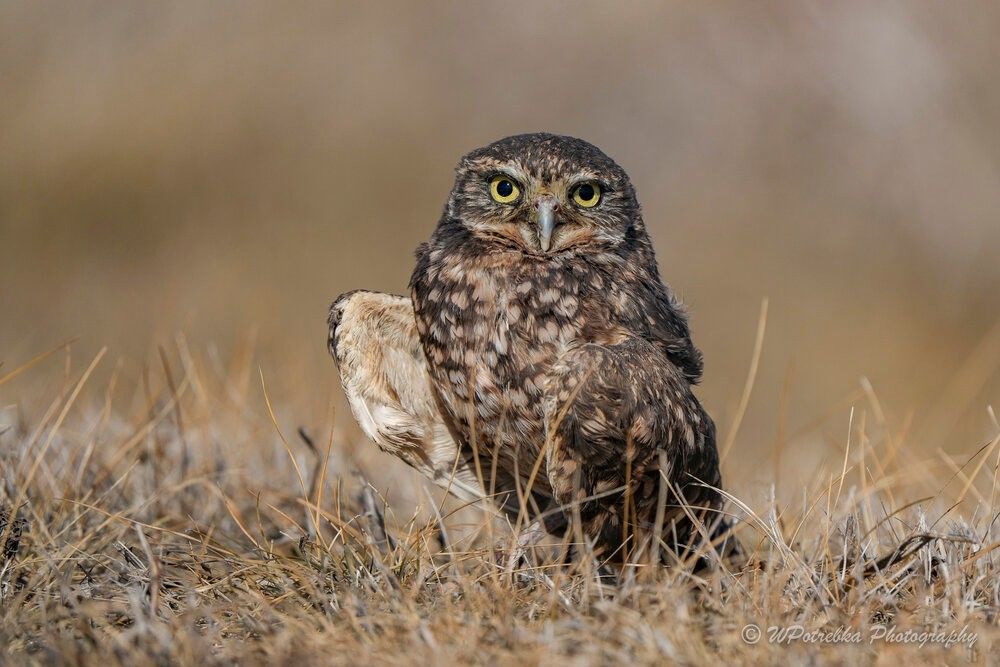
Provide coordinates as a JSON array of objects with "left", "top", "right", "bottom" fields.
[{"left": 0, "top": 340, "right": 998, "bottom": 666}]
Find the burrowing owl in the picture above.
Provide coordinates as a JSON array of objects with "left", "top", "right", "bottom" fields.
[{"left": 330, "top": 133, "right": 731, "bottom": 565}]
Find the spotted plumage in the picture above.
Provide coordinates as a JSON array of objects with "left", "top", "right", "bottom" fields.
[
  {"left": 331, "top": 133, "right": 732, "bottom": 565},
  {"left": 0, "top": 508, "right": 26, "bottom": 565}
]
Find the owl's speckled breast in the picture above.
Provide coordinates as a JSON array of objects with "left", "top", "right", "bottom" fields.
[{"left": 412, "top": 245, "right": 617, "bottom": 490}]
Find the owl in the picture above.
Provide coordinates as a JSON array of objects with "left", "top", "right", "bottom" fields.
[
  {"left": 329, "top": 133, "right": 733, "bottom": 567},
  {"left": 0, "top": 507, "right": 26, "bottom": 566}
]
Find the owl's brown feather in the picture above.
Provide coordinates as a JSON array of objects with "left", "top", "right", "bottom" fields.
[{"left": 543, "top": 337, "right": 721, "bottom": 560}]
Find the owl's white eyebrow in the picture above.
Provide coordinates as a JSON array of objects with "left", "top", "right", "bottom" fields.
[
  {"left": 488, "top": 166, "right": 527, "bottom": 181},
  {"left": 567, "top": 175, "right": 608, "bottom": 189}
]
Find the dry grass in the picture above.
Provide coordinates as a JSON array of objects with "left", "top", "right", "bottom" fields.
[{"left": 1, "top": 340, "right": 998, "bottom": 666}]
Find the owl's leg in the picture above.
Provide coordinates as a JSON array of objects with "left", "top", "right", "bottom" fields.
[
  {"left": 329, "top": 290, "right": 494, "bottom": 508},
  {"left": 542, "top": 338, "right": 729, "bottom": 566},
  {"left": 501, "top": 506, "right": 569, "bottom": 573},
  {"left": 502, "top": 519, "right": 546, "bottom": 573}
]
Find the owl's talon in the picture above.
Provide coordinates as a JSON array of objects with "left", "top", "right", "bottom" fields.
[{"left": 497, "top": 519, "right": 548, "bottom": 574}]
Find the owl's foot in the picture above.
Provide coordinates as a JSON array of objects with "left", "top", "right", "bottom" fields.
[{"left": 499, "top": 519, "right": 548, "bottom": 574}]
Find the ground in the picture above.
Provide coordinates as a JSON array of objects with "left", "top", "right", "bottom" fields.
[{"left": 0, "top": 341, "right": 997, "bottom": 666}]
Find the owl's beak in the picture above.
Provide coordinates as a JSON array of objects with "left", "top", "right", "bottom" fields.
[{"left": 535, "top": 196, "right": 559, "bottom": 252}]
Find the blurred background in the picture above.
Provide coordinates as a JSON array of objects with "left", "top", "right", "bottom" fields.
[{"left": 2, "top": 2, "right": 998, "bottom": 499}]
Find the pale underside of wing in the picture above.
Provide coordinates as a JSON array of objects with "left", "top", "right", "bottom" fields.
[{"left": 329, "top": 290, "right": 499, "bottom": 511}]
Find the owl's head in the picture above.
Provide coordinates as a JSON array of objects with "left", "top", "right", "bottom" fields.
[{"left": 444, "top": 133, "right": 641, "bottom": 254}]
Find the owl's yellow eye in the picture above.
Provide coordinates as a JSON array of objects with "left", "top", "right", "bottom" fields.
[
  {"left": 489, "top": 176, "right": 520, "bottom": 204},
  {"left": 572, "top": 182, "right": 601, "bottom": 208}
]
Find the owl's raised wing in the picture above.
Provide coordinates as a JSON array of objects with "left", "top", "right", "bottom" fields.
[{"left": 328, "top": 290, "right": 492, "bottom": 507}]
